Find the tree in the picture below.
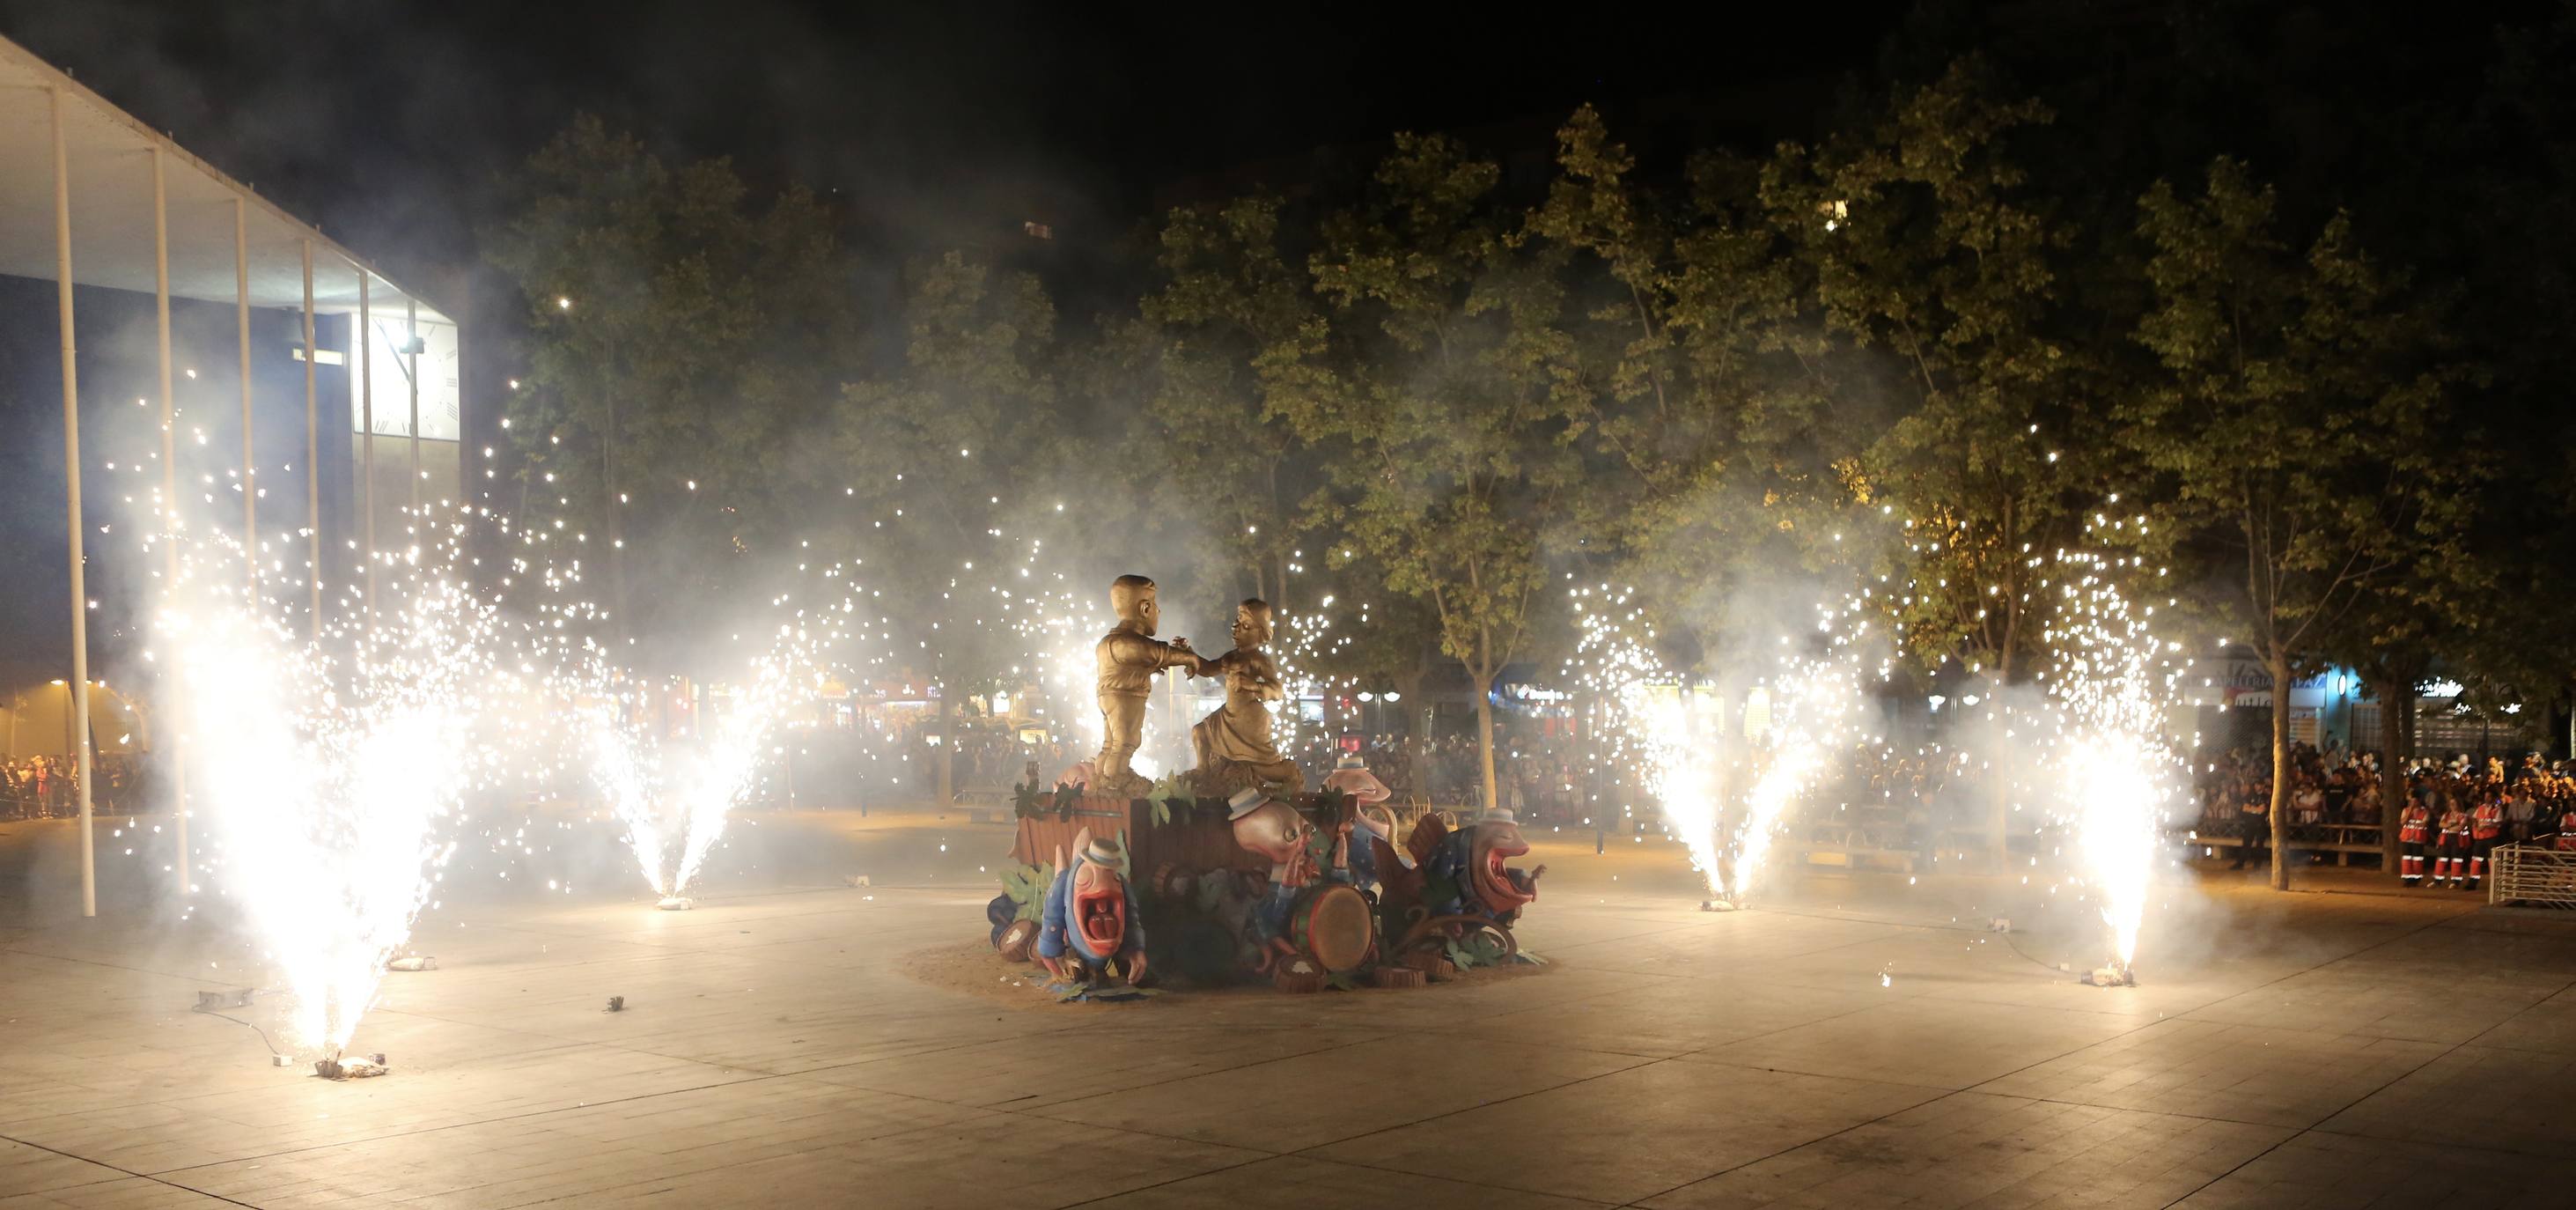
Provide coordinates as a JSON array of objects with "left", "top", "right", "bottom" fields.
[
  {"left": 2126, "top": 158, "right": 2481, "bottom": 889},
  {"left": 1134, "top": 195, "right": 1322, "bottom": 606},
  {"left": 1275, "top": 133, "right": 1586, "bottom": 815},
  {"left": 1767, "top": 61, "right": 2108, "bottom": 686},
  {"left": 486, "top": 114, "right": 850, "bottom": 655},
  {"left": 1527, "top": 107, "right": 1859, "bottom": 667},
  {"left": 834, "top": 252, "right": 1058, "bottom": 803}
]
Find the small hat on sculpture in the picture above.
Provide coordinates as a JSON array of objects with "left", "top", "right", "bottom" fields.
[
  {"left": 1081, "top": 832, "right": 1128, "bottom": 869},
  {"left": 1480, "top": 806, "right": 1518, "bottom": 824},
  {"left": 1226, "top": 786, "right": 1269, "bottom": 819},
  {"left": 1335, "top": 752, "right": 1366, "bottom": 771}
]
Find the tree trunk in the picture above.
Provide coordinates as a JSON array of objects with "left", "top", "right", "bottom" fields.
[
  {"left": 1988, "top": 766, "right": 2013, "bottom": 874},
  {"left": 1472, "top": 666, "right": 1499, "bottom": 816},
  {"left": 603, "top": 354, "right": 629, "bottom": 646},
  {"left": 2378, "top": 678, "right": 2411, "bottom": 877},
  {"left": 1395, "top": 667, "right": 1424, "bottom": 765},
  {"left": 2267, "top": 647, "right": 2293, "bottom": 890},
  {"left": 1483, "top": 684, "right": 1504, "bottom": 818},
  {"left": 935, "top": 671, "right": 955, "bottom": 808}
]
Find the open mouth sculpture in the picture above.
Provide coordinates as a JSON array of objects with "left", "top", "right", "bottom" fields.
[
  {"left": 1468, "top": 818, "right": 1542, "bottom": 914},
  {"left": 1035, "top": 827, "right": 1145, "bottom": 985},
  {"left": 1076, "top": 878, "right": 1128, "bottom": 950}
]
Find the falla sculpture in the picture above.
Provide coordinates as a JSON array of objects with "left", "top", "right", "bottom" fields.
[{"left": 984, "top": 574, "right": 1544, "bottom": 997}]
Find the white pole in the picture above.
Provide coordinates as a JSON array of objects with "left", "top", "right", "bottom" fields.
[
  {"left": 153, "top": 147, "right": 176, "bottom": 538},
  {"left": 152, "top": 144, "right": 188, "bottom": 896},
  {"left": 52, "top": 86, "right": 97, "bottom": 919},
  {"left": 359, "top": 269, "right": 375, "bottom": 622},
  {"left": 303, "top": 240, "right": 320, "bottom": 637},
  {"left": 406, "top": 296, "right": 420, "bottom": 515},
  {"left": 236, "top": 196, "right": 254, "bottom": 591}
]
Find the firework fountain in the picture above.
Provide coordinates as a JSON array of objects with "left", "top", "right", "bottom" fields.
[
  {"left": 1728, "top": 643, "right": 1867, "bottom": 906},
  {"left": 1564, "top": 587, "right": 1726, "bottom": 896},
  {"left": 1571, "top": 541, "right": 2185, "bottom": 978},
  {"left": 155, "top": 531, "right": 495, "bottom": 1059},
  {"left": 586, "top": 635, "right": 810, "bottom": 907},
  {"left": 2035, "top": 550, "right": 2188, "bottom": 980},
  {"left": 1567, "top": 585, "right": 1881, "bottom": 909}
]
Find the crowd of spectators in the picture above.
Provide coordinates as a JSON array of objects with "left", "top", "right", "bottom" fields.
[
  {"left": 1, "top": 753, "right": 149, "bottom": 820},
  {"left": 2196, "top": 742, "right": 2574, "bottom": 867}
]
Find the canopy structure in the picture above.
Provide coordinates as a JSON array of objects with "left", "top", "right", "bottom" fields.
[
  {"left": 1, "top": 33, "right": 464, "bottom": 916},
  {"left": 0, "top": 34, "right": 451, "bottom": 324}
]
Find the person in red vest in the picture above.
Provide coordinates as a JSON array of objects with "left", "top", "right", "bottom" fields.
[
  {"left": 2467, "top": 793, "right": 2505, "bottom": 891},
  {"left": 2396, "top": 797, "right": 2432, "bottom": 886},
  {"left": 2434, "top": 797, "right": 2471, "bottom": 888},
  {"left": 2554, "top": 798, "right": 2576, "bottom": 853}
]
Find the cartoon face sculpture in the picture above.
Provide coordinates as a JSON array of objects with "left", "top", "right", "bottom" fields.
[
  {"left": 1231, "top": 799, "right": 1313, "bottom": 867},
  {"left": 1069, "top": 857, "right": 1130, "bottom": 959},
  {"left": 1467, "top": 815, "right": 1538, "bottom": 914},
  {"left": 1038, "top": 829, "right": 1144, "bottom": 977}
]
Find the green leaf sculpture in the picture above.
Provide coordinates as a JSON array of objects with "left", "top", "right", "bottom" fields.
[{"left": 998, "top": 861, "right": 1056, "bottom": 922}]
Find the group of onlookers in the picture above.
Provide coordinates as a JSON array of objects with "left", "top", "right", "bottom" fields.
[
  {"left": 2197, "top": 743, "right": 2575, "bottom": 872},
  {"left": 0, "top": 753, "right": 147, "bottom": 819}
]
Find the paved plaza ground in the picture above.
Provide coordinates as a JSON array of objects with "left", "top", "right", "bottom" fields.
[{"left": 2, "top": 808, "right": 2572, "bottom": 1208}]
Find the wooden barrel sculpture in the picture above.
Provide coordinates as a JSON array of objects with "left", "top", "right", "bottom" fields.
[
  {"left": 1371, "top": 965, "right": 1427, "bottom": 990},
  {"left": 1288, "top": 882, "right": 1377, "bottom": 974},
  {"left": 1402, "top": 949, "right": 1456, "bottom": 981},
  {"left": 1150, "top": 863, "right": 1196, "bottom": 903},
  {"left": 994, "top": 919, "right": 1039, "bottom": 963},
  {"left": 1272, "top": 955, "right": 1327, "bottom": 994}
]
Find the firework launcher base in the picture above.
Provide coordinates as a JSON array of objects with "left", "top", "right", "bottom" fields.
[
  {"left": 314, "top": 1053, "right": 389, "bottom": 1081},
  {"left": 2081, "top": 965, "right": 2137, "bottom": 988},
  {"left": 1698, "top": 898, "right": 1739, "bottom": 912},
  {"left": 656, "top": 896, "right": 694, "bottom": 911}
]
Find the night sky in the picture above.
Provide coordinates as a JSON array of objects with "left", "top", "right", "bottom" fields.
[{"left": 0, "top": 0, "right": 1913, "bottom": 298}]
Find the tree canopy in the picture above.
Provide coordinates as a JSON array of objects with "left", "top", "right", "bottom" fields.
[{"left": 483, "top": 7, "right": 2576, "bottom": 823}]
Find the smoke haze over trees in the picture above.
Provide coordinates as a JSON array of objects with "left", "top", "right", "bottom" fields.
[{"left": 11, "top": 1, "right": 2572, "bottom": 854}]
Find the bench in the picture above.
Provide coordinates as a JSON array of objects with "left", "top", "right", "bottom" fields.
[
  {"left": 1796, "top": 823, "right": 1918, "bottom": 874},
  {"left": 1793, "top": 845, "right": 1917, "bottom": 874},
  {"left": 2176, "top": 827, "right": 2386, "bottom": 867}
]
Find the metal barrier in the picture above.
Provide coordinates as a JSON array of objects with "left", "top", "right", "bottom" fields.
[{"left": 2490, "top": 844, "right": 2576, "bottom": 909}]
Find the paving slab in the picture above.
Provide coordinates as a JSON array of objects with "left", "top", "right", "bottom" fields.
[
  {"left": 1322, "top": 1059, "right": 1947, "bottom": 1205},
  {"left": 2168, "top": 1130, "right": 2576, "bottom": 1208},
  {"left": 526, "top": 1111, "right": 1265, "bottom": 1210},
  {"left": 1975, "top": 1017, "right": 2448, "bottom": 1129},
  {"left": 0, "top": 1140, "right": 126, "bottom": 1199},
  {"left": 1030, "top": 1033, "right": 1652, "bottom": 1153},
  {"left": 800, "top": 1022, "right": 1380, "bottom": 1109},
  {"left": 2318, "top": 1044, "right": 2576, "bottom": 1158},
  {"left": 1086, "top": 1155, "right": 1603, "bottom": 1209},
  {"left": 4, "top": 817, "right": 2573, "bottom": 1209},
  {"left": 2470, "top": 983, "right": 2576, "bottom": 1055},
  {"left": 1687, "top": 995, "right": 2144, "bottom": 1089},
  {"left": 0, "top": 1176, "right": 244, "bottom": 1209},
  {"left": 1463, "top": 974, "right": 1888, "bottom": 1059},
  {"left": 157, "top": 1078, "right": 984, "bottom": 1208},
  {"left": 1640, "top": 1091, "right": 2291, "bottom": 1209}
]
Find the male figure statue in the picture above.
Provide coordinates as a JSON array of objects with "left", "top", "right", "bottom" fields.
[
  {"left": 1190, "top": 598, "right": 1305, "bottom": 797},
  {"left": 1091, "top": 575, "right": 1202, "bottom": 799}
]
